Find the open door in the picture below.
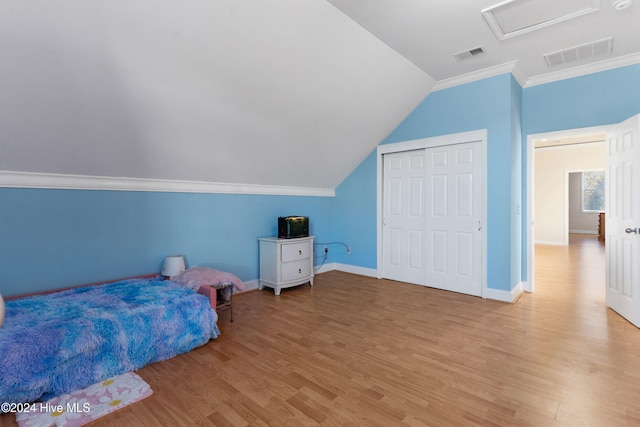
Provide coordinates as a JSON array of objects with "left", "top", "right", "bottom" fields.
[{"left": 606, "top": 114, "right": 640, "bottom": 327}]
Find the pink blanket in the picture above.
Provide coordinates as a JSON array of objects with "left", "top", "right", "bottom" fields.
[{"left": 173, "top": 267, "right": 244, "bottom": 300}]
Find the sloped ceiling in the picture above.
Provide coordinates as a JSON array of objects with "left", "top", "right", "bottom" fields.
[
  {"left": 2, "top": 1, "right": 639, "bottom": 192},
  {"left": 0, "top": 0, "right": 434, "bottom": 191}
]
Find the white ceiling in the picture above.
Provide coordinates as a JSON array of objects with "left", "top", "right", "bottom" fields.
[
  {"left": 329, "top": 0, "right": 640, "bottom": 86},
  {"left": 1, "top": 0, "right": 639, "bottom": 192}
]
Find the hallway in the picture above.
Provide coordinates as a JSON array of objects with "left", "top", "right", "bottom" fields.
[{"left": 535, "top": 233, "right": 607, "bottom": 318}]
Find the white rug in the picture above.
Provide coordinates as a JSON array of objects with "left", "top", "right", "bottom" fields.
[{"left": 16, "top": 372, "right": 152, "bottom": 427}]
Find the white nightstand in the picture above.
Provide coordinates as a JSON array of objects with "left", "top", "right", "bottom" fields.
[{"left": 258, "top": 236, "right": 314, "bottom": 296}]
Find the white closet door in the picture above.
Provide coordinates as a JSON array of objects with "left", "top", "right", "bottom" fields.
[
  {"left": 382, "top": 150, "right": 426, "bottom": 285},
  {"left": 425, "top": 141, "right": 483, "bottom": 296}
]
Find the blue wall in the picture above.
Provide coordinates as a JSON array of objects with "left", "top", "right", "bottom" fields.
[
  {"left": 334, "top": 73, "right": 520, "bottom": 292},
  {"left": 521, "top": 63, "right": 640, "bottom": 282},
  {"left": 4, "top": 65, "right": 638, "bottom": 298},
  {"left": 334, "top": 64, "right": 640, "bottom": 291},
  {"left": 333, "top": 149, "right": 377, "bottom": 268},
  {"left": 523, "top": 64, "right": 640, "bottom": 135},
  {"left": 0, "top": 188, "right": 334, "bottom": 296}
]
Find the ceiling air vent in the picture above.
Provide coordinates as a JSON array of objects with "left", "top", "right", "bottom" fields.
[
  {"left": 454, "top": 46, "right": 485, "bottom": 61},
  {"left": 544, "top": 37, "right": 613, "bottom": 67}
]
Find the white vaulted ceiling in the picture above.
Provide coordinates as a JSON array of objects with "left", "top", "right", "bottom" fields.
[
  {"left": 1, "top": 0, "right": 639, "bottom": 192},
  {"left": 0, "top": 0, "right": 434, "bottom": 192}
]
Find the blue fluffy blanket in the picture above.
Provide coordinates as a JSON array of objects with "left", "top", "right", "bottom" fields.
[{"left": 0, "top": 278, "right": 219, "bottom": 403}]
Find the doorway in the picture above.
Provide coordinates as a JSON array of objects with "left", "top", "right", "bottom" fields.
[
  {"left": 533, "top": 139, "right": 606, "bottom": 246},
  {"left": 523, "top": 126, "right": 611, "bottom": 292}
]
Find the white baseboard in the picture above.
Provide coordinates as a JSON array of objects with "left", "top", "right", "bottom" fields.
[
  {"left": 314, "top": 262, "right": 377, "bottom": 277},
  {"left": 535, "top": 240, "right": 567, "bottom": 246},
  {"left": 238, "top": 279, "right": 260, "bottom": 293},
  {"left": 314, "top": 262, "right": 338, "bottom": 275},
  {"left": 260, "top": 264, "right": 522, "bottom": 303},
  {"left": 484, "top": 282, "right": 523, "bottom": 303},
  {"left": 334, "top": 263, "right": 378, "bottom": 278},
  {"left": 569, "top": 229, "right": 597, "bottom": 235}
]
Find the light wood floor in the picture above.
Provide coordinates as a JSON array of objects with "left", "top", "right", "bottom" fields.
[{"left": 4, "top": 235, "right": 640, "bottom": 426}]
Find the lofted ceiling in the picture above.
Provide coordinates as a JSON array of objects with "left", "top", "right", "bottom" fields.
[{"left": 1, "top": 0, "right": 639, "bottom": 192}]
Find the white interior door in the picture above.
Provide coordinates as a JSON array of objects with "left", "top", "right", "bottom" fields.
[
  {"left": 606, "top": 114, "right": 640, "bottom": 327},
  {"left": 382, "top": 150, "right": 426, "bottom": 285},
  {"left": 425, "top": 141, "right": 483, "bottom": 296}
]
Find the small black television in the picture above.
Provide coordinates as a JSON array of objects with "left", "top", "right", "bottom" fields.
[{"left": 278, "top": 216, "right": 309, "bottom": 239}]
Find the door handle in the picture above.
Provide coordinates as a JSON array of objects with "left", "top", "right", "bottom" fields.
[{"left": 626, "top": 228, "right": 638, "bottom": 234}]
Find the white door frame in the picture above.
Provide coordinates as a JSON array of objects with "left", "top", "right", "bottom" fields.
[
  {"left": 377, "top": 129, "right": 487, "bottom": 298},
  {"left": 525, "top": 124, "right": 610, "bottom": 292}
]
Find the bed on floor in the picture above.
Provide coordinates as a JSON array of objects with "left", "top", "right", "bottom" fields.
[{"left": 0, "top": 277, "right": 220, "bottom": 404}]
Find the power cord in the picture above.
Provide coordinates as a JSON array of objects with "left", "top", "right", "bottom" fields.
[
  {"left": 315, "top": 241, "right": 351, "bottom": 254},
  {"left": 313, "top": 242, "right": 351, "bottom": 273}
]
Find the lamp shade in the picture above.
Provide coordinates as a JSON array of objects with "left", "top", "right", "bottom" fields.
[
  {"left": 0, "top": 292, "right": 5, "bottom": 328},
  {"left": 161, "top": 255, "right": 186, "bottom": 277}
]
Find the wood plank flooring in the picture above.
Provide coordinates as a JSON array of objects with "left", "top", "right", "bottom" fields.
[{"left": 3, "top": 235, "right": 640, "bottom": 426}]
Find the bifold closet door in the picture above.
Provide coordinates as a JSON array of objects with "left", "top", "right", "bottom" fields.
[{"left": 382, "top": 150, "right": 426, "bottom": 285}]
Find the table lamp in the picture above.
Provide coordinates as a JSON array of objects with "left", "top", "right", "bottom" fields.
[{"left": 162, "top": 255, "right": 186, "bottom": 278}]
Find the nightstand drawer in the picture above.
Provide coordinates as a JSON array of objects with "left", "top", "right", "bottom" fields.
[
  {"left": 281, "top": 242, "right": 311, "bottom": 262},
  {"left": 281, "top": 260, "right": 312, "bottom": 282}
]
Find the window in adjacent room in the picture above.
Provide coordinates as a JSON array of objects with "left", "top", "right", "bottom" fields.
[{"left": 582, "top": 170, "right": 605, "bottom": 212}]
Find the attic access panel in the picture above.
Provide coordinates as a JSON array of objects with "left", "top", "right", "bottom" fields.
[{"left": 482, "top": 0, "right": 600, "bottom": 40}]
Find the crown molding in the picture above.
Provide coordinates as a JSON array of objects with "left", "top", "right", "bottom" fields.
[
  {"left": 432, "top": 52, "right": 640, "bottom": 92},
  {"left": 0, "top": 171, "right": 335, "bottom": 197},
  {"left": 523, "top": 52, "right": 640, "bottom": 87},
  {"left": 432, "top": 60, "right": 523, "bottom": 91}
]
